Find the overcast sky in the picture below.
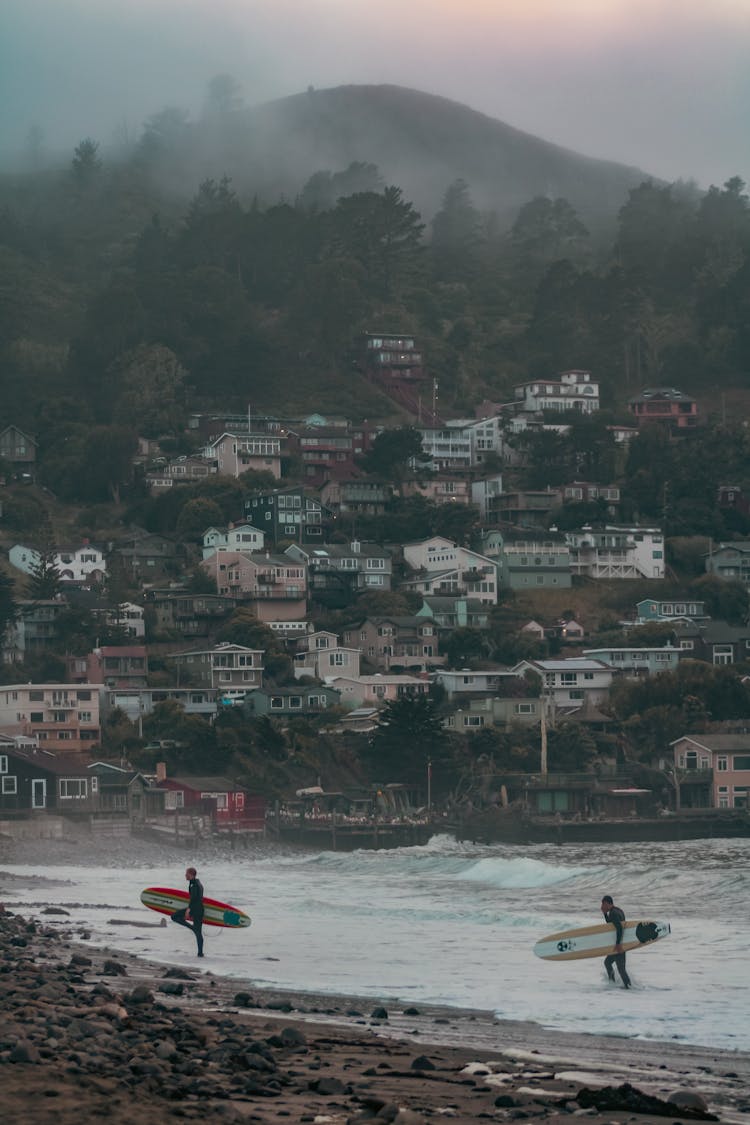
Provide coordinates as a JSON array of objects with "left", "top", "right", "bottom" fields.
[{"left": 2, "top": 0, "right": 748, "bottom": 187}]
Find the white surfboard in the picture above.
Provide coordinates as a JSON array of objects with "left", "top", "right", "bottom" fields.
[{"left": 533, "top": 919, "right": 670, "bottom": 961}]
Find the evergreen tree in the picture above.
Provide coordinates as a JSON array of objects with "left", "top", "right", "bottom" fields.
[{"left": 365, "top": 693, "right": 449, "bottom": 789}]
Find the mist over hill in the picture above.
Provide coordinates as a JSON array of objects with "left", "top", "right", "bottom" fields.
[{"left": 140, "top": 84, "right": 653, "bottom": 227}]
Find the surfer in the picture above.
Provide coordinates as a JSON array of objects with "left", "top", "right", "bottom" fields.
[
  {"left": 171, "top": 867, "right": 205, "bottom": 957},
  {"left": 601, "top": 894, "right": 631, "bottom": 988}
]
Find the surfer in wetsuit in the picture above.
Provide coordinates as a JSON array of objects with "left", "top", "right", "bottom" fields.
[
  {"left": 601, "top": 894, "right": 631, "bottom": 988},
  {"left": 171, "top": 867, "right": 205, "bottom": 957}
]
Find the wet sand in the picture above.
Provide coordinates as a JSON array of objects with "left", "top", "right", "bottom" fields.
[{"left": 2, "top": 906, "right": 749, "bottom": 1125}]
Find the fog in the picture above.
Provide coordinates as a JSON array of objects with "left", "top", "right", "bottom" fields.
[{"left": 1, "top": 0, "right": 748, "bottom": 187}]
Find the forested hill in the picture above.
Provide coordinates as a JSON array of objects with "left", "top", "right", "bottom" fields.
[{"left": 181, "top": 84, "right": 651, "bottom": 227}]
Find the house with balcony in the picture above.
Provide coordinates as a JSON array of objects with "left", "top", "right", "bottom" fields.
[
  {"left": 562, "top": 481, "right": 621, "bottom": 508},
  {"left": 286, "top": 541, "right": 393, "bottom": 596},
  {"left": 243, "top": 684, "right": 342, "bottom": 718},
  {"left": 416, "top": 597, "right": 491, "bottom": 631},
  {"left": 287, "top": 421, "right": 372, "bottom": 486},
  {"left": 66, "top": 645, "right": 148, "bottom": 690},
  {"left": 471, "top": 474, "right": 505, "bottom": 519},
  {"left": 401, "top": 473, "right": 474, "bottom": 505},
  {"left": 0, "top": 684, "right": 101, "bottom": 752},
  {"left": 402, "top": 536, "right": 498, "bottom": 604},
  {"left": 0, "top": 425, "right": 37, "bottom": 479},
  {"left": 10, "top": 541, "right": 106, "bottom": 585},
  {"left": 513, "top": 369, "right": 600, "bottom": 415},
  {"left": 103, "top": 686, "right": 220, "bottom": 724},
  {"left": 431, "top": 667, "right": 523, "bottom": 699},
  {"left": 201, "top": 551, "right": 307, "bottom": 621},
  {"left": 2, "top": 600, "right": 67, "bottom": 663},
  {"left": 341, "top": 616, "right": 442, "bottom": 673},
  {"left": 202, "top": 431, "right": 282, "bottom": 479},
  {"left": 671, "top": 733, "right": 750, "bottom": 809},
  {"left": 634, "top": 596, "right": 709, "bottom": 625},
  {"left": 202, "top": 523, "right": 265, "bottom": 559},
  {"left": 482, "top": 529, "right": 572, "bottom": 590},
  {"left": 146, "top": 455, "right": 218, "bottom": 491},
  {"left": 358, "top": 333, "right": 435, "bottom": 420},
  {"left": 293, "top": 631, "right": 361, "bottom": 680},
  {"left": 146, "top": 590, "right": 237, "bottom": 639},
  {"left": 165, "top": 643, "right": 264, "bottom": 693},
  {"left": 565, "top": 525, "right": 665, "bottom": 579},
  {"left": 245, "top": 486, "right": 328, "bottom": 546},
  {"left": 482, "top": 488, "right": 563, "bottom": 529},
  {"left": 327, "top": 673, "right": 429, "bottom": 709},
  {"left": 582, "top": 646, "right": 681, "bottom": 676},
  {"left": 510, "top": 658, "right": 615, "bottom": 711},
  {"left": 705, "top": 541, "right": 750, "bottom": 586},
  {"left": 628, "top": 387, "right": 699, "bottom": 430},
  {"left": 320, "top": 477, "right": 391, "bottom": 517}
]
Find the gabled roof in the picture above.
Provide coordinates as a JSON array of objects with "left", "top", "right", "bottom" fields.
[
  {"left": 670, "top": 733, "right": 750, "bottom": 751},
  {"left": 162, "top": 775, "right": 245, "bottom": 791}
]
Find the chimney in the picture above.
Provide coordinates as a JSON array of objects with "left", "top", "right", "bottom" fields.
[{"left": 156, "top": 761, "right": 167, "bottom": 782}]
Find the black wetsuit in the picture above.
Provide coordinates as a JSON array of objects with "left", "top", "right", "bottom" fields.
[
  {"left": 171, "top": 877, "right": 205, "bottom": 956},
  {"left": 603, "top": 904, "right": 631, "bottom": 988}
]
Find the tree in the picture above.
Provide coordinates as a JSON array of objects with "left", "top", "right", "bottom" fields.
[
  {"left": 26, "top": 545, "right": 62, "bottom": 600},
  {"left": 176, "top": 498, "right": 225, "bottom": 543},
  {"left": 331, "top": 186, "right": 424, "bottom": 298},
  {"left": 430, "top": 179, "right": 482, "bottom": 283},
  {"left": 359, "top": 426, "right": 428, "bottom": 489},
  {"left": 365, "top": 693, "right": 449, "bottom": 790},
  {"left": 0, "top": 571, "right": 19, "bottom": 646},
  {"left": 71, "top": 138, "right": 102, "bottom": 189},
  {"left": 203, "top": 74, "right": 243, "bottom": 117},
  {"left": 110, "top": 344, "right": 187, "bottom": 436}
]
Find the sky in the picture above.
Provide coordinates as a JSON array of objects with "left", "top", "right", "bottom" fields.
[{"left": 1, "top": 0, "right": 748, "bottom": 187}]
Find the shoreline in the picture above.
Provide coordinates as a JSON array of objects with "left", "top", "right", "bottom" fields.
[{"left": 2, "top": 908, "right": 749, "bottom": 1124}]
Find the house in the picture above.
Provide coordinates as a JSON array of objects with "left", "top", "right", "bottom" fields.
[
  {"left": 200, "top": 551, "right": 307, "bottom": 621},
  {"left": 443, "top": 695, "right": 542, "bottom": 730},
  {"left": 286, "top": 541, "right": 393, "bottom": 595},
  {"left": 287, "top": 421, "right": 372, "bottom": 486},
  {"left": 146, "top": 455, "right": 218, "bottom": 491},
  {"left": 431, "top": 667, "right": 522, "bottom": 699},
  {"left": 103, "top": 687, "right": 220, "bottom": 724},
  {"left": 86, "top": 761, "right": 156, "bottom": 819},
  {"left": 244, "top": 486, "right": 328, "bottom": 545},
  {"left": 243, "top": 684, "right": 342, "bottom": 718},
  {"left": 111, "top": 531, "right": 184, "bottom": 583},
  {"left": 634, "top": 596, "right": 708, "bottom": 625},
  {"left": 521, "top": 620, "right": 546, "bottom": 640},
  {"left": 513, "top": 369, "right": 600, "bottom": 415},
  {"left": 358, "top": 333, "right": 435, "bottom": 421},
  {"left": 202, "top": 431, "right": 282, "bottom": 479},
  {"left": 320, "top": 477, "right": 391, "bottom": 517},
  {"left": 482, "top": 529, "right": 572, "bottom": 590},
  {"left": 583, "top": 646, "right": 681, "bottom": 676},
  {"left": 165, "top": 643, "right": 264, "bottom": 693},
  {"left": 0, "top": 746, "right": 96, "bottom": 812},
  {"left": 671, "top": 621, "right": 750, "bottom": 665},
  {"left": 0, "top": 683, "right": 101, "bottom": 752},
  {"left": 341, "top": 616, "right": 442, "bottom": 673},
  {"left": 628, "top": 387, "right": 699, "bottom": 430},
  {"left": 671, "top": 733, "right": 750, "bottom": 810},
  {"left": 471, "top": 474, "right": 505, "bottom": 519},
  {"left": 482, "top": 488, "right": 562, "bottom": 529},
  {"left": 155, "top": 765, "right": 265, "bottom": 832},
  {"left": 705, "top": 541, "right": 750, "bottom": 586},
  {"left": 293, "top": 631, "right": 361, "bottom": 680},
  {"left": 146, "top": 591, "right": 237, "bottom": 639},
  {"left": 510, "top": 658, "right": 615, "bottom": 711},
  {"left": 202, "top": 523, "right": 265, "bottom": 559},
  {"left": 9, "top": 541, "right": 106, "bottom": 584},
  {"left": 416, "top": 597, "right": 490, "bottom": 631},
  {"left": 562, "top": 481, "right": 621, "bottom": 507},
  {"left": 0, "top": 425, "right": 37, "bottom": 479},
  {"left": 2, "top": 599, "right": 67, "bottom": 663},
  {"left": 717, "top": 486, "right": 750, "bottom": 519},
  {"left": 565, "top": 525, "right": 665, "bottom": 579},
  {"left": 402, "top": 536, "right": 498, "bottom": 604},
  {"left": 401, "top": 473, "right": 474, "bottom": 505},
  {"left": 327, "top": 673, "right": 429, "bottom": 709},
  {"left": 66, "top": 645, "right": 148, "bottom": 690}
]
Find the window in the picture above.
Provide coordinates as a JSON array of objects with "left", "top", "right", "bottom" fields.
[
  {"left": 29, "top": 691, "right": 44, "bottom": 701},
  {"left": 289, "top": 696, "right": 302, "bottom": 709},
  {"left": 76, "top": 691, "right": 91, "bottom": 701},
  {"left": 165, "top": 790, "right": 184, "bottom": 809},
  {"left": 78, "top": 711, "right": 92, "bottom": 723},
  {"left": 60, "top": 779, "right": 88, "bottom": 799},
  {"left": 270, "top": 697, "right": 284, "bottom": 709},
  {"left": 733, "top": 756, "right": 750, "bottom": 771},
  {"left": 0, "top": 756, "right": 6, "bottom": 773},
  {"left": 713, "top": 645, "right": 734, "bottom": 665},
  {"left": 560, "top": 673, "right": 577, "bottom": 686},
  {"left": 464, "top": 715, "right": 483, "bottom": 727},
  {"left": 2, "top": 775, "right": 17, "bottom": 794},
  {"left": 717, "top": 757, "right": 728, "bottom": 771},
  {"left": 569, "top": 689, "right": 584, "bottom": 700}
]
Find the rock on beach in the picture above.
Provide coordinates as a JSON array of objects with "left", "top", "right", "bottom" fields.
[{"left": 0, "top": 906, "right": 744, "bottom": 1124}]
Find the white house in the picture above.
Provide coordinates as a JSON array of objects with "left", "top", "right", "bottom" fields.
[
  {"left": 511, "top": 658, "right": 614, "bottom": 711},
  {"left": 202, "top": 523, "right": 266, "bottom": 559},
  {"left": 565, "top": 526, "right": 665, "bottom": 580},
  {"left": 9, "top": 542, "right": 106, "bottom": 584},
  {"left": 513, "top": 369, "right": 600, "bottom": 415},
  {"left": 402, "top": 536, "right": 498, "bottom": 604}
]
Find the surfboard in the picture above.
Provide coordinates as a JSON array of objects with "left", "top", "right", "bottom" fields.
[
  {"left": 533, "top": 919, "right": 670, "bottom": 961},
  {"left": 140, "top": 886, "right": 251, "bottom": 929}
]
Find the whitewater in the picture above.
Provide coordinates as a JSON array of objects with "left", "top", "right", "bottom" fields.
[{"left": 2, "top": 834, "right": 748, "bottom": 1053}]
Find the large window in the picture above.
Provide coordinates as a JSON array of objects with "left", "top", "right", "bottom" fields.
[
  {"left": 733, "top": 756, "right": 750, "bottom": 771},
  {"left": 2, "top": 776, "right": 17, "bottom": 794},
  {"left": 60, "top": 779, "right": 88, "bottom": 799}
]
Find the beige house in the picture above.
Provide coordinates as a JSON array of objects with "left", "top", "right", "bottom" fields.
[
  {"left": 328, "top": 674, "right": 429, "bottom": 709},
  {"left": 201, "top": 551, "right": 307, "bottom": 621},
  {"left": 341, "top": 616, "right": 443, "bottom": 673},
  {"left": 0, "top": 683, "right": 101, "bottom": 752},
  {"left": 671, "top": 734, "right": 750, "bottom": 810}
]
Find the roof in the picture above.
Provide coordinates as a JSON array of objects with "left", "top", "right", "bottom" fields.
[
  {"left": 163, "top": 776, "right": 245, "bottom": 791},
  {"left": 671, "top": 734, "right": 750, "bottom": 751}
]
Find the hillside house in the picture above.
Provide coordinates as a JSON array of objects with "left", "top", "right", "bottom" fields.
[
  {"left": 0, "top": 425, "right": 37, "bottom": 479},
  {"left": 482, "top": 530, "right": 572, "bottom": 590},
  {"left": 10, "top": 542, "right": 106, "bottom": 584},
  {"left": 582, "top": 646, "right": 680, "bottom": 676},
  {"left": 634, "top": 596, "right": 708, "bottom": 625},
  {"left": 482, "top": 488, "right": 562, "bottom": 529},
  {"left": 341, "top": 616, "right": 442, "bottom": 673},
  {"left": 145, "top": 455, "right": 218, "bottom": 490},
  {"left": 66, "top": 645, "right": 148, "bottom": 690},
  {"left": 671, "top": 733, "right": 750, "bottom": 810},
  {"left": 146, "top": 591, "right": 237, "bottom": 639},
  {"left": 165, "top": 643, "right": 264, "bottom": 693},
  {"left": 202, "top": 431, "right": 282, "bottom": 479},
  {"left": 245, "top": 486, "right": 328, "bottom": 545},
  {"left": 705, "top": 541, "right": 750, "bottom": 586},
  {"left": 628, "top": 387, "right": 699, "bottom": 430},
  {"left": 202, "top": 523, "right": 265, "bottom": 558},
  {"left": 672, "top": 621, "right": 750, "bottom": 665},
  {"left": 111, "top": 531, "right": 184, "bottom": 583},
  {"left": 513, "top": 369, "right": 600, "bottom": 415},
  {"left": 201, "top": 551, "right": 307, "bottom": 621},
  {"left": 286, "top": 541, "right": 392, "bottom": 594},
  {"left": 320, "top": 477, "right": 391, "bottom": 517},
  {"left": 293, "top": 631, "right": 361, "bottom": 680},
  {"left": 511, "top": 658, "right": 614, "bottom": 711},
  {"left": 402, "top": 536, "right": 498, "bottom": 604},
  {"left": 328, "top": 673, "right": 429, "bottom": 709},
  {"left": 0, "top": 683, "right": 101, "bottom": 752},
  {"left": 565, "top": 525, "right": 665, "bottom": 579},
  {"left": 3, "top": 600, "right": 66, "bottom": 663},
  {"left": 431, "top": 667, "right": 522, "bottom": 699},
  {"left": 243, "top": 684, "right": 342, "bottom": 718},
  {"left": 287, "top": 421, "right": 372, "bottom": 486},
  {"left": 443, "top": 696, "right": 542, "bottom": 730},
  {"left": 416, "top": 597, "right": 490, "bottom": 631}
]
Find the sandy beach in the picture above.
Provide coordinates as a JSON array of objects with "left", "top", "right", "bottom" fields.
[{"left": 1, "top": 904, "right": 749, "bottom": 1125}]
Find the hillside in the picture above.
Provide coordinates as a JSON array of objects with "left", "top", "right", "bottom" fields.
[{"left": 151, "top": 84, "right": 653, "bottom": 227}]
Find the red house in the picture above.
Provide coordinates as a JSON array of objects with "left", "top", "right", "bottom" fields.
[
  {"left": 628, "top": 387, "right": 699, "bottom": 430},
  {"left": 155, "top": 766, "right": 265, "bottom": 833}
]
